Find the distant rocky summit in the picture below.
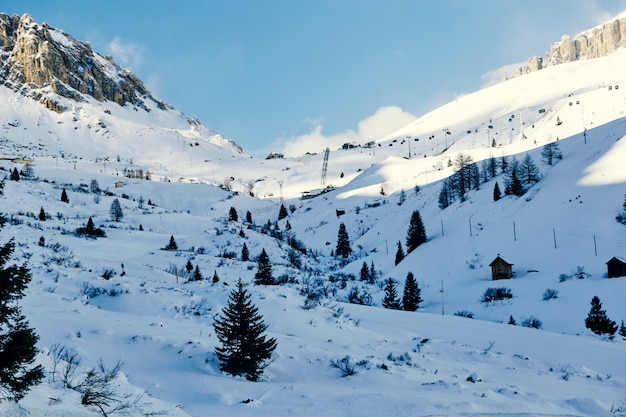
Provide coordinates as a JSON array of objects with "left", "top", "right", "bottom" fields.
[
  {"left": 510, "top": 13, "right": 626, "bottom": 78},
  {"left": 0, "top": 13, "right": 163, "bottom": 112}
]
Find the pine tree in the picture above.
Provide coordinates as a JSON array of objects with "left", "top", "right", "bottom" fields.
[
  {"left": 109, "top": 198, "right": 124, "bottom": 222},
  {"left": 185, "top": 260, "right": 193, "bottom": 275},
  {"left": 585, "top": 296, "right": 618, "bottom": 335},
  {"left": 504, "top": 158, "right": 524, "bottom": 197},
  {"left": 228, "top": 207, "right": 238, "bottom": 222},
  {"left": 493, "top": 181, "right": 501, "bottom": 201},
  {"left": 254, "top": 248, "right": 274, "bottom": 285},
  {"left": 398, "top": 189, "right": 406, "bottom": 206},
  {"left": 38, "top": 207, "right": 46, "bottom": 221},
  {"left": 369, "top": 260, "right": 377, "bottom": 284},
  {"left": 90, "top": 179, "right": 101, "bottom": 194},
  {"left": 245, "top": 211, "right": 253, "bottom": 224},
  {"left": 213, "top": 279, "right": 277, "bottom": 381},
  {"left": 193, "top": 265, "right": 203, "bottom": 281},
  {"left": 405, "top": 210, "right": 427, "bottom": 254},
  {"left": 335, "top": 222, "right": 352, "bottom": 259},
  {"left": 278, "top": 204, "right": 288, "bottom": 221},
  {"left": 10, "top": 168, "right": 19, "bottom": 181},
  {"left": 165, "top": 235, "right": 178, "bottom": 250},
  {"left": 394, "top": 241, "right": 405, "bottom": 266},
  {"left": 0, "top": 213, "right": 44, "bottom": 400},
  {"left": 520, "top": 153, "right": 540, "bottom": 185},
  {"left": 541, "top": 142, "right": 562, "bottom": 166},
  {"left": 508, "top": 315, "right": 516, "bottom": 325},
  {"left": 382, "top": 278, "right": 401, "bottom": 310},
  {"left": 241, "top": 243, "right": 250, "bottom": 261},
  {"left": 438, "top": 178, "right": 453, "bottom": 210},
  {"left": 212, "top": 270, "right": 220, "bottom": 283},
  {"left": 618, "top": 320, "right": 626, "bottom": 338},
  {"left": 360, "top": 262, "right": 369, "bottom": 282},
  {"left": 402, "top": 272, "right": 422, "bottom": 311},
  {"left": 61, "top": 188, "right": 69, "bottom": 203}
]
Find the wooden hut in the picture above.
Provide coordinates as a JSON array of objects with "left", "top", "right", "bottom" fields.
[
  {"left": 489, "top": 255, "right": 513, "bottom": 280},
  {"left": 606, "top": 257, "right": 626, "bottom": 278}
]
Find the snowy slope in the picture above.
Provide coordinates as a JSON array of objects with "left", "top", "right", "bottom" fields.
[{"left": 0, "top": 15, "right": 626, "bottom": 417}]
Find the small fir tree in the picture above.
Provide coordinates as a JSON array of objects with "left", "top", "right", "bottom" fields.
[
  {"left": 61, "top": 188, "right": 69, "bottom": 203},
  {"left": 165, "top": 235, "right": 178, "bottom": 251},
  {"left": 398, "top": 189, "right": 406, "bottom": 206},
  {"left": 0, "top": 214, "right": 44, "bottom": 400},
  {"left": 402, "top": 272, "right": 422, "bottom": 311},
  {"left": 541, "top": 141, "right": 562, "bottom": 166},
  {"left": 394, "top": 241, "right": 405, "bottom": 266},
  {"left": 212, "top": 270, "right": 220, "bottom": 283},
  {"left": 493, "top": 182, "right": 501, "bottom": 201},
  {"left": 38, "top": 207, "right": 46, "bottom": 221},
  {"left": 618, "top": 320, "right": 626, "bottom": 338},
  {"left": 585, "top": 296, "right": 618, "bottom": 335},
  {"left": 508, "top": 315, "right": 516, "bottom": 325},
  {"left": 254, "top": 248, "right": 275, "bottom": 285},
  {"left": 185, "top": 260, "right": 194, "bottom": 275},
  {"left": 335, "top": 222, "right": 352, "bottom": 259},
  {"left": 245, "top": 211, "right": 253, "bottom": 224},
  {"left": 10, "top": 168, "right": 19, "bottom": 181},
  {"left": 520, "top": 153, "right": 540, "bottom": 185},
  {"left": 360, "top": 262, "right": 369, "bottom": 282},
  {"left": 109, "top": 198, "right": 124, "bottom": 222},
  {"left": 278, "top": 204, "right": 288, "bottom": 221},
  {"left": 382, "top": 278, "right": 401, "bottom": 310},
  {"left": 193, "top": 265, "right": 203, "bottom": 281},
  {"left": 369, "top": 260, "right": 377, "bottom": 284},
  {"left": 90, "top": 179, "right": 101, "bottom": 194},
  {"left": 213, "top": 279, "right": 277, "bottom": 381},
  {"left": 228, "top": 207, "right": 238, "bottom": 222},
  {"left": 241, "top": 243, "right": 250, "bottom": 261},
  {"left": 405, "top": 210, "right": 427, "bottom": 254}
]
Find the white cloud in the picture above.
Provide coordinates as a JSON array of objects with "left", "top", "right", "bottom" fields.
[
  {"left": 279, "top": 106, "right": 418, "bottom": 157},
  {"left": 107, "top": 37, "right": 145, "bottom": 70},
  {"left": 480, "top": 61, "right": 528, "bottom": 88}
]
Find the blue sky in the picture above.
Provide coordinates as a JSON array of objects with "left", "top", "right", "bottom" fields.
[{"left": 5, "top": 1, "right": 626, "bottom": 156}]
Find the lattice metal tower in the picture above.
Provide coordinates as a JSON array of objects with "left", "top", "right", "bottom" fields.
[{"left": 321, "top": 147, "right": 330, "bottom": 188}]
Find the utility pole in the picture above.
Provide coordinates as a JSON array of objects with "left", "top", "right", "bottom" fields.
[{"left": 278, "top": 180, "right": 284, "bottom": 205}]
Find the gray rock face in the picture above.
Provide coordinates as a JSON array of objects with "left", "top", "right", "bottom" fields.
[
  {"left": 0, "top": 13, "right": 161, "bottom": 112},
  {"left": 510, "top": 14, "right": 626, "bottom": 79}
]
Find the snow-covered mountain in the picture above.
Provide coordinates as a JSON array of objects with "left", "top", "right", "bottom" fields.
[{"left": 0, "top": 11, "right": 625, "bottom": 417}]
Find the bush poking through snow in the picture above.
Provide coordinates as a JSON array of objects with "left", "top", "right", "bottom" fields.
[
  {"left": 329, "top": 356, "right": 355, "bottom": 377},
  {"left": 542, "top": 288, "right": 559, "bottom": 301},
  {"left": 481, "top": 287, "right": 513, "bottom": 303}
]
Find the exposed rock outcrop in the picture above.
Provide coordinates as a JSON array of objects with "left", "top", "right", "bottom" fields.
[
  {"left": 510, "top": 13, "right": 626, "bottom": 79},
  {"left": 0, "top": 13, "right": 159, "bottom": 111}
]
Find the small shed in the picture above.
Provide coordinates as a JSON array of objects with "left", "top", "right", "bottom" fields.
[
  {"left": 114, "top": 181, "right": 124, "bottom": 188},
  {"left": 489, "top": 254, "right": 513, "bottom": 280},
  {"left": 606, "top": 257, "right": 626, "bottom": 278}
]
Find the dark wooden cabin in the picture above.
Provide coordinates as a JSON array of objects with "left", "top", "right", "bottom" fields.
[
  {"left": 489, "top": 255, "right": 513, "bottom": 280},
  {"left": 606, "top": 257, "right": 626, "bottom": 278}
]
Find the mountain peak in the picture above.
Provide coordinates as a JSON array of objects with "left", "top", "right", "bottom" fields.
[{"left": 0, "top": 12, "right": 160, "bottom": 112}]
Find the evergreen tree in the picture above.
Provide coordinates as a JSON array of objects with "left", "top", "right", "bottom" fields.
[
  {"left": 508, "top": 315, "right": 516, "bottom": 325},
  {"left": 382, "top": 278, "right": 401, "bottom": 310},
  {"left": 228, "top": 206, "right": 238, "bottom": 222},
  {"left": 369, "top": 260, "right": 377, "bottom": 284},
  {"left": 453, "top": 153, "right": 474, "bottom": 199},
  {"left": 9, "top": 168, "right": 19, "bottom": 181},
  {"left": 398, "top": 189, "right": 406, "bottom": 206},
  {"left": 493, "top": 181, "right": 501, "bottom": 201},
  {"left": 335, "top": 222, "right": 352, "bottom": 259},
  {"left": 541, "top": 141, "right": 562, "bottom": 166},
  {"left": 285, "top": 220, "right": 291, "bottom": 231},
  {"left": 85, "top": 217, "right": 96, "bottom": 235},
  {"left": 185, "top": 260, "right": 194, "bottom": 275},
  {"left": 60, "top": 188, "right": 69, "bottom": 203},
  {"left": 394, "top": 241, "right": 405, "bottom": 266},
  {"left": 165, "top": 235, "right": 178, "bottom": 250},
  {"left": 402, "top": 272, "right": 422, "bottom": 311},
  {"left": 0, "top": 214, "right": 44, "bottom": 400},
  {"left": 109, "top": 198, "right": 124, "bottom": 222},
  {"left": 38, "top": 207, "right": 46, "bottom": 222},
  {"left": 212, "top": 270, "right": 220, "bottom": 283},
  {"left": 585, "top": 296, "right": 618, "bottom": 335},
  {"left": 619, "top": 320, "right": 626, "bottom": 338},
  {"left": 278, "top": 204, "right": 288, "bottom": 221},
  {"left": 193, "top": 265, "right": 203, "bottom": 281},
  {"left": 245, "top": 211, "right": 253, "bottom": 224},
  {"left": 359, "top": 262, "right": 369, "bottom": 282},
  {"left": 438, "top": 178, "right": 453, "bottom": 210},
  {"left": 213, "top": 279, "right": 277, "bottom": 381},
  {"left": 90, "top": 179, "right": 101, "bottom": 194},
  {"left": 254, "top": 248, "right": 274, "bottom": 285},
  {"left": 405, "top": 210, "right": 427, "bottom": 254},
  {"left": 241, "top": 243, "right": 250, "bottom": 261},
  {"left": 504, "top": 159, "right": 524, "bottom": 197},
  {"left": 520, "top": 153, "right": 540, "bottom": 185}
]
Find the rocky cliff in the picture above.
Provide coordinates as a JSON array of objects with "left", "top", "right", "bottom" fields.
[
  {"left": 0, "top": 13, "right": 163, "bottom": 112},
  {"left": 510, "top": 12, "right": 626, "bottom": 78}
]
